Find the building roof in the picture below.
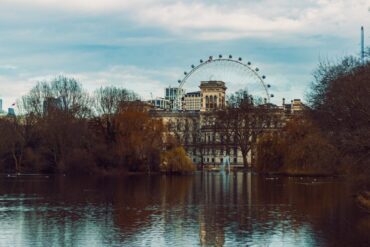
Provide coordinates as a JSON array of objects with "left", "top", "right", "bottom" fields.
[
  {"left": 199, "top": 80, "right": 227, "bottom": 89},
  {"left": 150, "top": 110, "right": 200, "bottom": 118},
  {"left": 185, "top": 91, "right": 201, "bottom": 96}
]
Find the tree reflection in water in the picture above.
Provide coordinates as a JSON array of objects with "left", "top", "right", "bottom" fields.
[{"left": 0, "top": 173, "right": 369, "bottom": 246}]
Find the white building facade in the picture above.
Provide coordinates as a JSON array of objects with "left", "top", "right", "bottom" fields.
[{"left": 182, "top": 91, "right": 201, "bottom": 111}]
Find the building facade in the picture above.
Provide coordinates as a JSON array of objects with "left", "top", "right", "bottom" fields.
[
  {"left": 151, "top": 81, "right": 305, "bottom": 168},
  {"left": 152, "top": 105, "right": 288, "bottom": 167},
  {"left": 7, "top": 108, "right": 15, "bottom": 116},
  {"left": 147, "top": 97, "right": 170, "bottom": 110},
  {"left": 165, "top": 86, "right": 185, "bottom": 110},
  {"left": 199, "top": 81, "right": 226, "bottom": 111},
  {"left": 183, "top": 91, "right": 201, "bottom": 111},
  {"left": 43, "top": 97, "right": 63, "bottom": 115}
]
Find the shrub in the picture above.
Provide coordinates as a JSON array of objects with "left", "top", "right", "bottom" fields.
[
  {"left": 283, "top": 132, "right": 339, "bottom": 174},
  {"left": 255, "top": 115, "right": 340, "bottom": 175},
  {"left": 160, "top": 147, "right": 195, "bottom": 174}
]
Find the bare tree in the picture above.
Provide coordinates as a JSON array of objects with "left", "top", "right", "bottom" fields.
[
  {"left": 19, "top": 76, "right": 91, "bottom": 118},
  {"left": 215, "top": 90, "right": 272, "bottom": 169},
  {"left": 94, "top": 86, "right": 138, "bottom": 116},
  {"left": 16, "top": 76, "right": 93, "bottom": 172},
  {"left": 93, "top": 86, "right": 139, "bottom": 144},
  {"left": 309, "top": 57, "right": 370, "bottom": 167},
  {"left": 0, "top": 117, "right": 26, "bottom": 172},
  {"left": 51, "top": 76, "right": 91, "bottom": 117},
  {"left": 19, "top": 81, "right": 52, "bottom": 117}
]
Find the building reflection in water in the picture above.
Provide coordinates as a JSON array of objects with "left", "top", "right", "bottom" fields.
[{"left": 0, "top": 173, "right": 368, "bottom": 246}]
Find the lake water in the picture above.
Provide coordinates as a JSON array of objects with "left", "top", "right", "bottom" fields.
[{"left": 0, "top": 172, "right": 369, "bottom": 247}]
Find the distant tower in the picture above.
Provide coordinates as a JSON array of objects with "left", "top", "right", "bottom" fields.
[
  {"left": 165, "top": 86, "right": 185, "bottom": 110},
  {"left": 0, "top": 98, "right": 2, "bottom": 113},
  {"left": 8, "top": 108, "right": 15, "bottom": 116},
  {"left": 361, "top": 26, "right": 365, "bottom": 64}
]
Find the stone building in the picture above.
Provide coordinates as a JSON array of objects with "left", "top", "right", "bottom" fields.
[
  {"left": 152, "top": 106, "right": 288, "bottom": 167},
  {"left": 199, "top": 81, "right": 226, "bottom": 111},
  {"left": 151, "top": 81, "right": 304, "bottom": 168}
]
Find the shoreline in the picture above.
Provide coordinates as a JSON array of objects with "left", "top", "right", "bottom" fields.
[{"left": 0, "top": 170, "right": 341, "bottom": 178}]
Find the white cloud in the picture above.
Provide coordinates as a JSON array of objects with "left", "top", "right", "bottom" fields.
[
  {"left": 0, "top": 65, "right": 17, "bottom": 70},
  {"left": 2, "top": 0, "right": 368, "bottom": 40},
  {"left": 0, "top": 61, "right": 310, "bottom": 110},
  {"left": 0, "top": 75, "right": 35, "bottom": 110},
  {"left": 0, "top": 0, "right": 366, "bottom": 109},
  {"left": 66, "top": 66, "right": 180, "bottom": 100},
  {"left": 0, "top": 65, "right": 182, "bottom": 108}
]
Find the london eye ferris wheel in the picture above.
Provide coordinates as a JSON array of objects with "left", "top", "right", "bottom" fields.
[{"left": 174, "top": 54, "right": 274, "bottom": 110}]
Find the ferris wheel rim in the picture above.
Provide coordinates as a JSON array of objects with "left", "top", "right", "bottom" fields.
[{"left": 176, "top": 57, "right": 271, "bottom": 105}]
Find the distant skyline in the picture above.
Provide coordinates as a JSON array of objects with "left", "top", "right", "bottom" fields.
[{"left": 0, "top": 0, "right": 369, "bottom": 108}]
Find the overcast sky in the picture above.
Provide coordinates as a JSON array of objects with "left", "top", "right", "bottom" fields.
[{"left": 0, "top": 0, "right": 369, "bottom": 109}]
